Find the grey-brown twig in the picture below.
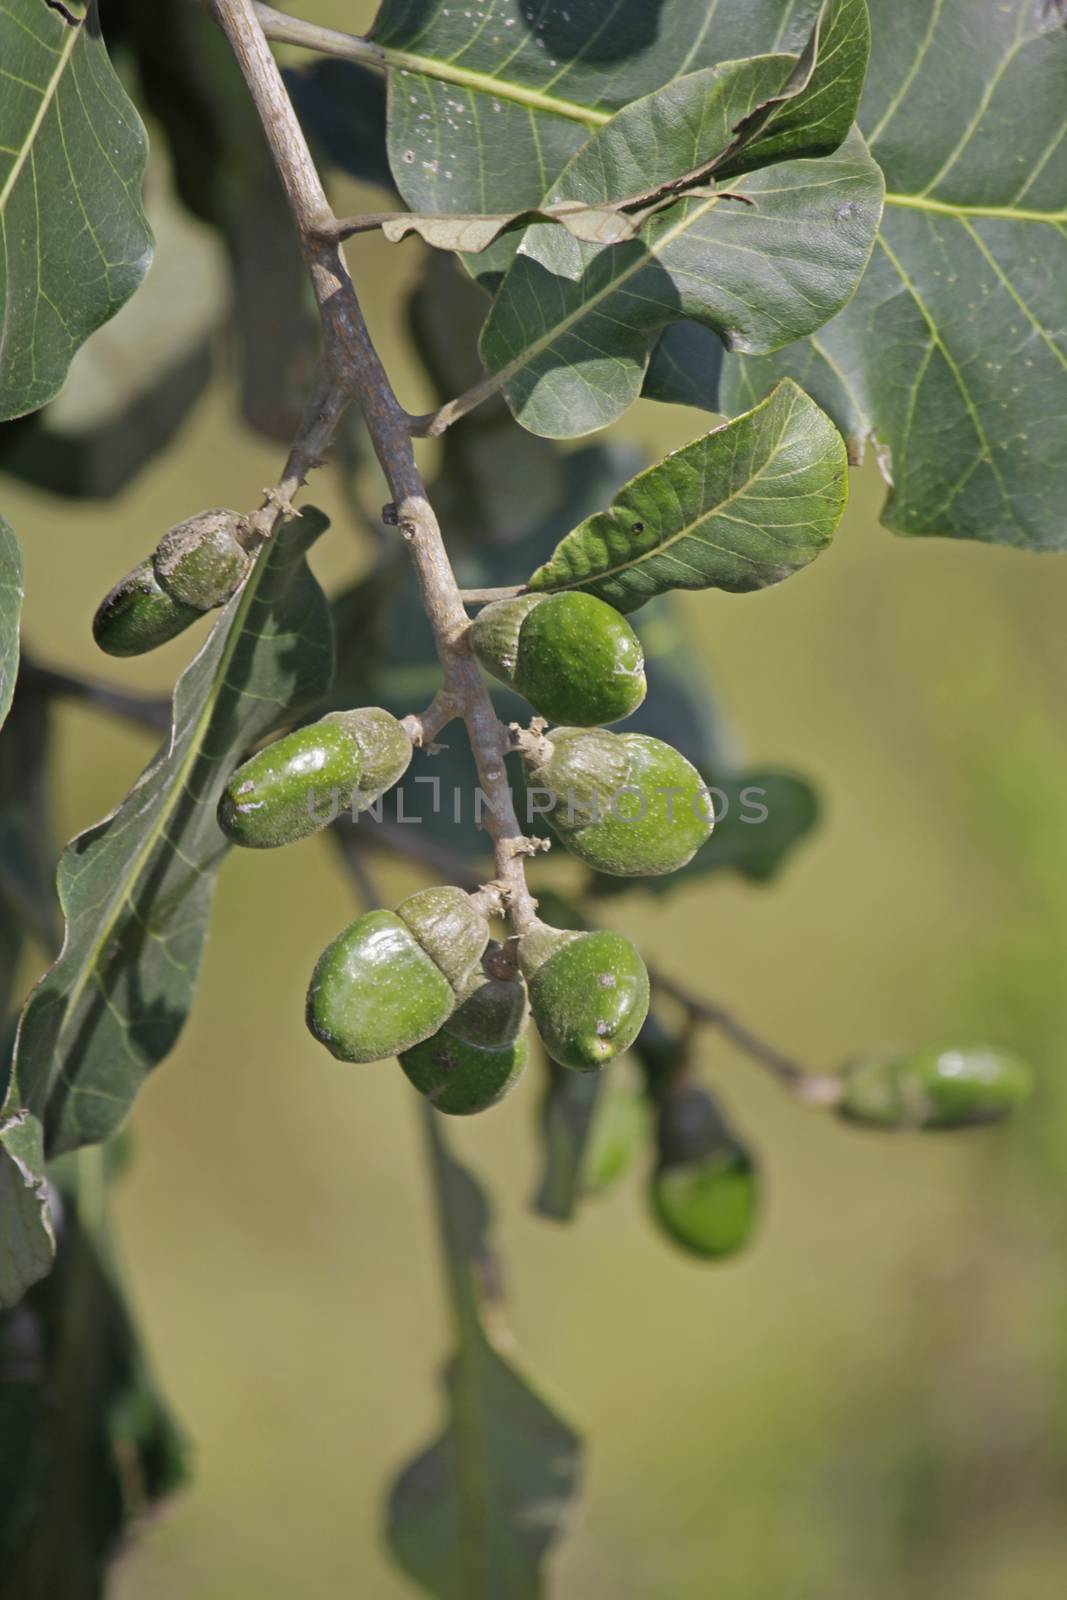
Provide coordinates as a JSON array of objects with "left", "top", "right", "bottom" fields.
[
  {"left": 211, "top": 0, "right": 538, "bottom": 933},
  {"left": 650, "top": 969, "right": 844, "bottom": 1106}
]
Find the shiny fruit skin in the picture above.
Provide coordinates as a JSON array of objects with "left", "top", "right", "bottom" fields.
[
  {"left": 217, "top": 708, "right": 411, "bottom": 850},
  {"left": 523, "top": 927, "right": 649, "bottom": 1072},
  {"left": 306, "top": 910, "right": 454, "bottom": 1063},
  {"left": 530, "top": 728, "right": 713, "bottom": 876},
  {"left": 92, "top": 559, "right": 202, "bottom": 657},
  {"left": 473, "top": 592, "right": 646, "bottom": 726},
  {"left": 838, "top": 1046, "right": 1033, "bottom": 1130}
]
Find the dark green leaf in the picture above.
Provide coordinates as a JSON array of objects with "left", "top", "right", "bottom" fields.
[
  {"left": 642, "top": 322, "right": 724, "bottom": 412},
  {"left": 1, "top": 1149, "right": 186, "bottom": 1578},
  {"left": 528, "top": 380, "right": 848, "bottom": 610},
  {"left": 722, "top": 0, "right": 1067, "bottom": 549},
  {"left": 0, "top": 677, "right": 58, "bottom": 961},
  {"left": 0, "top": 1109, "right": 53, "bottom": 1311},
  {"left": 0, "top": 175, "right": 225, "bottom": 499},
  {"left": 387, "top": 1111, "right": 581, "bottom": 1598},
  {"left": 13, "top": 512, "right": 334, "bottom": 1157},
  {"left": 408, "top": 255, "right": 567, "bottom": 551},
  {"left": 0, "top": 1, "right": 152, "bottom": 421},
  {"left": 0, "top": 518, "right": 21, "bottom": 731},
  {"left": 285, "top": 59, "right": 393, "bottom": 194},
  {"left": 533, "top": 1062, "right": 603, "bottom": 1223}
]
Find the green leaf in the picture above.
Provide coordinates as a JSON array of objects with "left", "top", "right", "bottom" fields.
[
  {"left": 0, "top": 678, "right": 58, "bottom": 968},
  {"left": 722, "top": 0, "right": 1067, "bottom": 550},
  {"left": 373, "top": 0, "right": 862, "bottom": 275},
  {"left": 387, "top": 1110, "right": 581, "bottom": 1599},
  {"left": 527, "top": 380, "right": 847, "bottom": 611},
  {"left": 0, "top": 164, "right": 226, "bottom": 499},
  {"left": 13, "top": 511, "right": 334, "bottom": 1157},
  {"left": 480, "top": 101, "right": 881, "bottom": 437},
  {"left": 0, "top": 1, "right": 153, "bottom": 421},
  {"left": 1, "top": 1147, "right": 187, "bottom": 1573},
  {"left": 409, "top": 254, "right": 567, "bottom": 551},
  {"left": 0, "top": 518, "right": 21, "bottom": 731},
  {"left": 0, "top": 1109, "right": 53, "bottom": 1311}
]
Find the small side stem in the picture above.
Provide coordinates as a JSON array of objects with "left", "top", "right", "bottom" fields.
[{"left": 651, "top": 969, "right": 844, "bottom": 1106}]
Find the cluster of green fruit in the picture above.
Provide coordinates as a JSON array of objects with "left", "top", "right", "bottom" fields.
[
  {"left": 91, "top": 519, "right": 1034, "bottom": 1251},
  {"left": 196, "top": 586, "right": 716, "bottom": 1115}
]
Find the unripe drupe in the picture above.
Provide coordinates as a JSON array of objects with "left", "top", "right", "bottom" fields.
[
  {"left": 218, "top": 707, "right": 412, "bottom": 849},
  {"left": 520, "top": 920, "right": 649, "bottom": 1072},
  {"left": 472, "top": 591, "right": 646, "bottom": 726}
]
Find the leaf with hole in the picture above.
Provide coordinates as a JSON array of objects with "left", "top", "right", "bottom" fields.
[
  {"left": 12, "top": 512, "right": 334, "bottom": 1158},
  {"left": 527, "top": 381, "right": 847, "bottom": 611},
  {"left": 721, "top": 0, "right": 1067, "bottom": 550},
  {"left": 0, "top": 0, "right": 153, "bottom": 421}
]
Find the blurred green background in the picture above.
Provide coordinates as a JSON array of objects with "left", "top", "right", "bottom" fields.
[{"left": 5, "top": 3, "right": 1067, "bottom": 1595}]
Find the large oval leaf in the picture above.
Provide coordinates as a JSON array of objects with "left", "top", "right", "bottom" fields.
[
  {"left": 527, "top": 380, "right": 847, "bottom": 610},
  {"left": 722, "top": 0, "right": 1067, "bottom": 550},
  {"left": 12, "top": 513, "right": 334, "bottom": 1157},
  {"left": 0, "top": 1, "right": 153, "bottom": 421}
]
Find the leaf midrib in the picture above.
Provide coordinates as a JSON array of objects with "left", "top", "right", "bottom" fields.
[
  {"left": 536, "top": 388, "right": 833, "bottom": 593},
  {"left": 883, "top": 190, "right": 1067, "bottom": 225},
  {"left": 0, "top": 14, "right": 80, "bottom": 215}
]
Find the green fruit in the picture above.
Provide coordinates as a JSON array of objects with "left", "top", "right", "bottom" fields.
[
  {"left": 399, "top": 967, "right": 529, "bottom": 1115},
  {"left": 306, "top": 889, "right": 492, "bottom": 1064},
  {"left": 153, "top": 508, "right": 251, "bottom": 610},
  {"left": 218, "top": 708, "right": 412, "bottom": 849},
  {"left": 525, "top": 727, "right": 713, "bottom": 876},
  {"left": 521, "top": 920, "right": 649, "bottom": 1072},
  {"left": 472, "top": 592, "right": 646, "bottom": 725},
  {"left": 306, "top": 910, "right": 456, "bottom": 1063},
  {"left": 837, "top": 1046, "right": 1033, "bottom": 1130},
  {"left": 650, "top": 1085, "right": 758, "bottom": 1259},
  {"left": 92, "top": 559, "right": 203, "bottom": 657},
  {"left": 581, "top": 1085, "right": 649, "bottom": 1196}
]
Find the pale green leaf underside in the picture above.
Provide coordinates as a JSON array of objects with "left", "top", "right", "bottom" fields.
[
  {"left": 387, "top": 1116, "right": 581, "bottom": 1599},
  {"left": 0, "top": 517, "right": 22, "bottom": 731},
  {"left": 372, "top": 0, "right": 831, "bottom": 282},
  {"left": 0, "top": 0, "right": 153, "bottom": 421},
  {"left": 13, "top": 514, "right": 334, "bottom": 1157},
  {"left": 722, "top": 0, "right": 1067, "bottom": 550},
  {"left": 480, "top": 104, "right": 881, "bottom": 437},
  {"left": 529, "top": 379, "right": 847, "bottom": 610},
  {"left": 0, "top": 1109, "right": 54, "bottom": 1310}
]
